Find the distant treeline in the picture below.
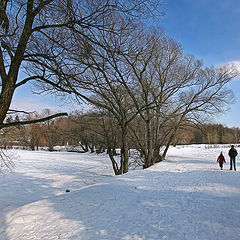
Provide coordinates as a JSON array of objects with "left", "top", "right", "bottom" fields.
[
  {"left": 1, "top": 110, "right": 239, "bottom": 150},
  {"left": 173, "top": 123, "right": 240, "bottom": 145}
]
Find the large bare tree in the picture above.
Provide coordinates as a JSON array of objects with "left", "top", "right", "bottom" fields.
[
  {"left": 82, "top": 26, "right": 237, "bottom": 169},
  {"left": 0, "top": 0, "right": 162, "bottom": 170},
  {"left": 34, "top": 14, "right": 237, "bottom": 173},
  {"left": 0, "top": 0, "right": 161, "bottom": 128},
  {"left": 125, "top": 35, "right": 237, "bottom": 167}
]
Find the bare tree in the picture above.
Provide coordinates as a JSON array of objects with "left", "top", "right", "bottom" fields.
[
  {"left": 39, "top": 18, "right": 237, "bottom": 172},
  {"left": 0, "top": 0, "right": 161, "bottom": 126},
  {"left": 115, "top": 30, "right": 237, "bottom": 168},
  {"left": 0, "top": 0, "right": 162, "bottom": 170},
  {"left": 32, "top": 20, "right": 140, "bottom": 173},
  {"left": 110, "top": 30, "right": 202, "bottom": 167}
]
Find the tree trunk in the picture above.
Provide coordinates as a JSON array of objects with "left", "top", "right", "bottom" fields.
[
  {"left": 89, "top": 144, "right": 95, "bottom": 153},
  {"left": 0, "top": 76, "right": 16, "bottom": 127},
  {"left": 144, "top": 119, "right": 153, "bottom": 168},
  {"left": 162, "top": 131, "right": 177, "bottom": 160},
  {"left": 153, "top": 146, "right": 162, "bottom": 163},
  {"left": 107, "top": 148, "right": 120, "bottom": 175},
  {"left": 120, "top": 124, "right": 129, "bottom": 174}
]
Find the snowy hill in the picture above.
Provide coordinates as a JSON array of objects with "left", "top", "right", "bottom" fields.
[{"left": 0, "top": 145, "right": 240, "bottom": 240}]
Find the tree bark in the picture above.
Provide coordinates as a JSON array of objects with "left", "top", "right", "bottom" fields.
[{"left": 120, "top": 124, "right": 129, "bottom": 174}]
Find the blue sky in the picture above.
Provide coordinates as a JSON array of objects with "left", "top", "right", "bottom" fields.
[
  {"left": 12, "top": 0, "right": 240, "bottom": 127},
  {"left": 159, "top": 0, "right": 240, "bottom": 127}
]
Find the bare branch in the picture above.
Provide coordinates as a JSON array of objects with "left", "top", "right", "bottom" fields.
[
  {"left": 7, "top": 109, "right": 36, "bottom": 115},
  {"left": 1, "top": 112, "right": 68, "bottom": 129}
]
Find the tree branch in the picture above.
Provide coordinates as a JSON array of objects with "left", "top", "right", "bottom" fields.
[
  {"left": 7, "top": 109, "right": 35, "bottom": 115},
  {"left": 0, "top": 44, "right": 7, "bottom": 80},
  {"left": 1, "top": 112, "right": 68, "bottom": 129}
]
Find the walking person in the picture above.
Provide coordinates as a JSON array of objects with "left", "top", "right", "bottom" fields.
[
  {"left": 217, "top": 152, "right": 226, "bottom": 170},
  {"left": 228, "top": 145, "right": 238, "bottom": 171}
]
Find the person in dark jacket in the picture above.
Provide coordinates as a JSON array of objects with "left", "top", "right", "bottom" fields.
[
  {"left": 228, "top": 145, "right": 238, "bottom": 171},
  {"left": 217, "top": 152, "right": 226, "bottom": 170}
]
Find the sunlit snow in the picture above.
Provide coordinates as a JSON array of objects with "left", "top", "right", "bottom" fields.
[{"left": 0, "top": 145, "right": 240, "bottom": 240}]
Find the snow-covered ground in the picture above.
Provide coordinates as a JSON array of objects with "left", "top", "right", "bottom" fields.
[{"left": 0, "top": 145, "right": 240, "bottom": 240}]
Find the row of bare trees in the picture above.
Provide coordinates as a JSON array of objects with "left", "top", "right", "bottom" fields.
[
  {"left": 0, "top": 0, "right": 238, "bottom": 173},
  {"left": 2, "top": 110, "right": 240, "bottom": 174}
]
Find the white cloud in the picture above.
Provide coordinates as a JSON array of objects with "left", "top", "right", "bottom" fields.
[{"left": 225, "top": 61, "right": 240, "bottom": 74}]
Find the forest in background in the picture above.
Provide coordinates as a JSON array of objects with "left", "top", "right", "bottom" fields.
[{"left": 2, "top": 109, "right": 239, "bottom": 150}]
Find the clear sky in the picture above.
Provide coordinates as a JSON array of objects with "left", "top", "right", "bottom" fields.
[{"left": 11, "top": 0, "right": 240, "bottom": 127}]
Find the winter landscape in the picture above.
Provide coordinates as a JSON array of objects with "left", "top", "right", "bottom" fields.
[
  {"left": 0, "top": 144, "right": 240, "bottom": 240},
  {"left": 1, "top": 2, "right": 240, "bottom": 239}
]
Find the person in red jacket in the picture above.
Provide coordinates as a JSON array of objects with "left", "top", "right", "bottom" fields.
[{"left": 217, "top": 152, "right": 226, "bottom": 170}]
